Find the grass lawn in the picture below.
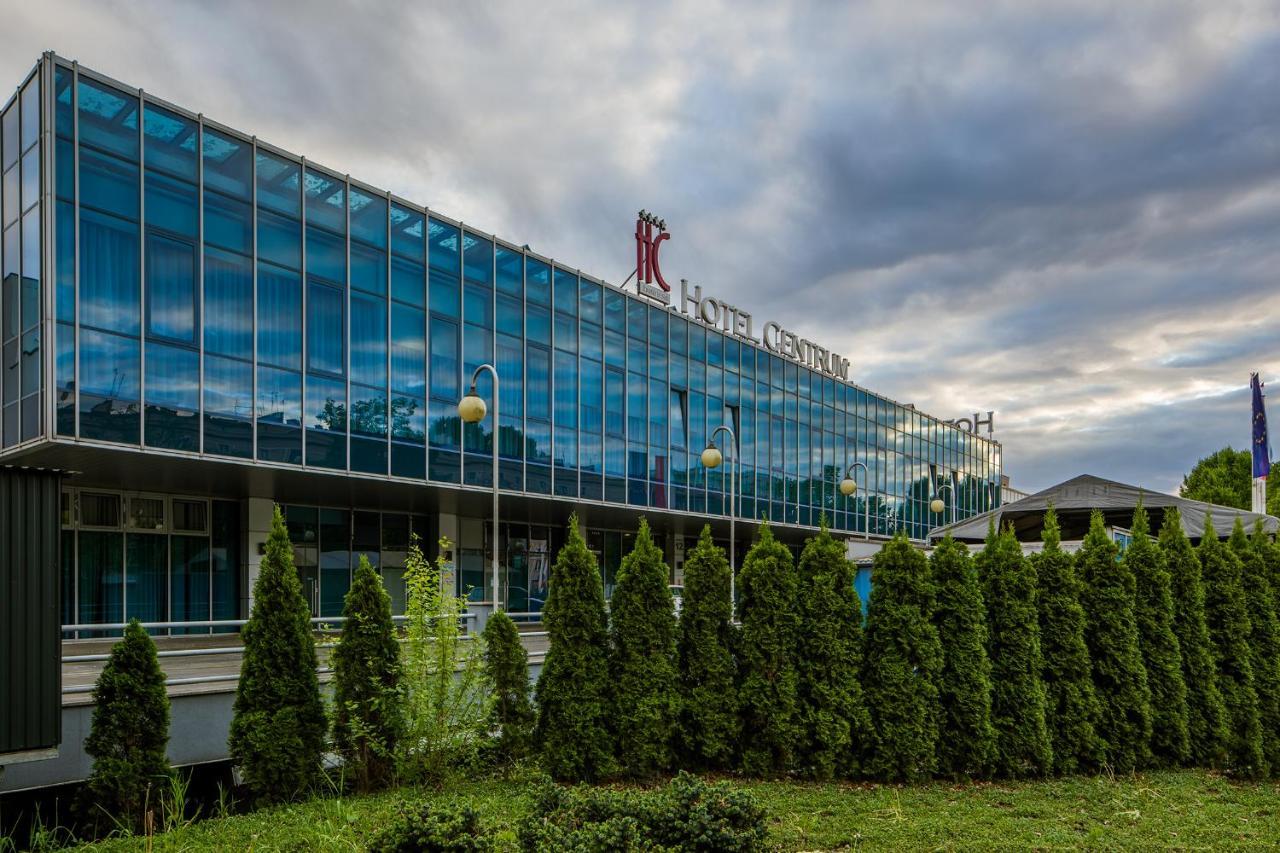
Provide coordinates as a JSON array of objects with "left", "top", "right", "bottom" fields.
[{"left": 68, "top": 769, "right": 1280, "bottom": 851}]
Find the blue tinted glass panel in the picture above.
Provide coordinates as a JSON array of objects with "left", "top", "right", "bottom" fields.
[
  {"left": 464, "top": 284, "right": 491, "bottom": 327},
  {"left": 256, "top": 150, "right": 301, "bottom": 217},
  {"left": 144, "top": 170, "right": 197, "bottom": 239},
  {"left": 55, "top": 68, "right": 73, "bottom": 139},
  {"left": 463, "top": 234, "right": 492, "bottom": 284},
  {"left": 258, "top": 263, "right": 301, "bottom": 370},
  {"left": 349, "top": 185, "right": 386, "bottom": 248},
  {"left": 497, "top": 293, "right": 521, "bottom": 337},
  {"left": 390, "top": 203, "right": 424, "bottom": 261},
  {"left": 171, "top": 536, "right": 211, "bottom": 628},
  {"left": 429, "top": 317, "right": 458, "bottom": 399},
  {"left": 306, "top": 373, "right": 346, "bottom": 469},
  {"left": 20, "top": 150, "right": 37, "bottom": 212},
  {"left": 351, "top": 241, "right": 386, "bottom": 295},
  {"left": 77, "top": 78, "right": 139, "bottom": 160},
  {"left": 1, "top": 106, "right": 13, "bottom": 170},
  {"left": 580, "top": 280, "right": 602, "bottom": 324},
  {"left": 204, "top": 191, "right": 251, "bottom": 254},
  {"left": 204, "top": 354, "right": 253, "bottom": 458},
  {"left": 495, "top": 246, "right": 521, "bottom": 295},
  {"left": 527, "top": 303, "right": 550, "bottom": 345},
  {"left": 391, "top": 256, "right": 424, "bottom": 307},
  {"left": 19, "top": 79, "right": 38, "bottom": 151},
  {"left": 80, "top": 329, "right": 139, "bottom": 443},
  {"left": 258, "top": 209, "right": 301, "bottom": 270},
  {"left": 553, "top": 268, "right": 577, "bottom": 316},
  {"left": 351, "top": 292, "right": 387, "bottom": 387},
  {"left": 202, "top": 128, "right": 252, "bottom": 200},
  {"left": 304, "top": 168, "right": 345, "bottom": 233},
  {"left": 204, "top": 248, "right": 252, "bottom": 357},
  {"left": 526, "top": 258, "right": 550, "bottom": 305},
  {"left": 143, "top": 104, "right": 197, "bottom": 181},
  {"left": 124, "top": 532, "right": 168, "bottom": 625},
  {"left": 306, "top": 225, "right": 345, "bottom": 284},
  {"left": 80, "top": 147, "right": 139, "bottom": 220},
  {"left": 308, "top": 280, "right": 344, "bottom": 375},
  {"left": 144, "top": 341, "right": 198, "bottom": 451},
  {"left": 80, "top": 208, "right": 139, "bottom": 333},
  {"left": 57, "top": 137, "right": 73, "bottom": 200},
  {"left": 391, "top": 394, "right": 426, "bottom": 479},
  {"left": 145, "top": 233, "right": 196, "bottom": 343},
  {"left": 351, "top": 384, "right": 386, "bottom": 439},
  {"left": 257, "top": 365, "right": 302, "bottom": 464},
  {"left": 391, "top": 305, "right": 425, "bottom": 396},
  {"left": 3, "top": 167, "right": 15, "bottom": 226},
  {"left": 428, "top": 218, "right": 459, "bottom": 271}
]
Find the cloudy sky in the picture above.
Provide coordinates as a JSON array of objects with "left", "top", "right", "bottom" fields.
[{"left": 5, "top": 0, "right": 1279, "bottom": 493}]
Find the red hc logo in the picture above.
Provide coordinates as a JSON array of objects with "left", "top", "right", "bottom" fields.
[{"left": 635, "top": 210, "right": 671, "bottom": 292}]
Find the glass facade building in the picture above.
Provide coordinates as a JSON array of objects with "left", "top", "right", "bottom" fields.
[{"left": 2, "top": 55, "right": 1002, "bottom": 630}]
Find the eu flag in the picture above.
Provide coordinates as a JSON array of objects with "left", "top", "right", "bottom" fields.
[{"left": 1252, "top": 373, "right": 1270, "bottom": 479}]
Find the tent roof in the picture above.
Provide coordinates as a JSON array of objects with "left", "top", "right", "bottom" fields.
[{"left": 929, "top": 474, "right": 1278, "bottom": 543}]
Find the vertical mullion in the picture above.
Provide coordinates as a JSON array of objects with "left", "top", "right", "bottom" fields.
[
  {"left": 137, "top": 89, "right": 146, "bottom": 449},
  {"left": 299, "top": 157, "right": 307, "bottom": 469},
  {"left": 344, "top": 174, "right": 351, "bottom": 474},
  {"left": 520, "top": 247, "right": 527, "bottom": 495},
  {"left": 384, "top": 191, "right": 391, "bottom": 477},
  {"left": 197, "top": 113, "right": 205, "bottom": 456},
  {"left": 250, "top": 137, "right": 258, "bottom": 462},
  {"left": 72, "top": 62, "right": 80, "bottom": 440},
  {"left": 41, "top": 55, "right": 54, "bottom": 441},
  {"left": 421, "top": 206, "right": 429, "bottom": 481},
  {"left": 491, "top": 235, "right": 497, "bottom": 491}
]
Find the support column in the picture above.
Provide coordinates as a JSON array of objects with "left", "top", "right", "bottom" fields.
[{"left": 244, "top": 497, "right": 276, "bottom": 614}]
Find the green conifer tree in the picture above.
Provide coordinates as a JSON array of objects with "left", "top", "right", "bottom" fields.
[
  {"left": 481, "top": 610, "right": 535, "bottom": 766},
  {"left": 929, "top": 534, "right": 996, "bottom": 778},
  {"left": 80, "top": 619, "right": 173, "bottom": 834},
  {"left": 980, "top": 523, "right": 1053, "bottom": 777},
  {"left": 795, "top": 519, "right": 877, "bottom": 780},
  {"left": 736, "top": 520, "right": 801, "bottom": 777},
  {"left": 1124, "top": 505, "right": 1190, "bottom": 767},
  {"left": 229, "top": 505, "right": 325, "bottom": 804},
  {"left": 609, "top": 519, "right": 680, "bottom": 779},
  {"left": 1033, "top": 507, "right": 1104, "bottom": 775},
  {"left": 1235, "top": 521, "right": 1280, "bottom": 775},
  {"left": 862, "top": 532, "right": 942, "bottom": 782},
  {"left": 332, "top": 554, "right": 402, "bottom": 792},
  {"left": 1158, "top": 507, "right": 1229, "bottom": 767},
  {"left": 1199, "top": 515, "right": 1264, "bottom": 777},
  {"left": 676, "top": 525, "right": 738, "bottom": 771},
  {"left": 1077, "top": 509, "right": 1152, "bottom": 773},
  {"left": 534, "top": 515, "right": 614, "bottom": 781}
]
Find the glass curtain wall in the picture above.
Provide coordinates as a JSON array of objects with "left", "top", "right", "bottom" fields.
[
  {"left": 41, "top": 60, "right": 1002, "bottom": 545},
  {"left": 1, "top": 67, "right": 43, "bottom": 446}
]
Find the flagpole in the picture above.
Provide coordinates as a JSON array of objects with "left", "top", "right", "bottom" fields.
[{"left": 1251, "top": 372, "right": 1270, "bottom": 514}]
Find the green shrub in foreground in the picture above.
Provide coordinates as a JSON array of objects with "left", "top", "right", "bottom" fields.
[
  {"left": 79, "top": 618, "right": 173, "bottom": 835},
  {"left": 482, "top": 610, "right": 535, "bottom": 768},
  {"left": 331, "top": 554, "right": 403, "bottom": 792},
  {"left": 862, "top": 532, "right": 942, "bottom": 782},
  {"left": 609, "top": 518, "right": 680, "bottom": 779},
  {"left": 517, "top": 771, "right": 768, "bottom": 852},
  {"left": 368, "top": 801, "right": 492, "bottom": 852},
  {"left": 1033, "top": 507, "right": 1103, "bottom": 775},
  {"left": 676, "top": 525, "right": 738, "bottom": 771},
  {"left": 535, "top": 515, "right": 614, "bottom": 782},
  {"left": 229, "top": 505, "right": 325, "bottom": 804},
  {"left": 1234, "top": 520, "right": 1280, "bottom": 776},
  {"left": 1158, "top": 507, "right": 1229, "bottom": 768}
]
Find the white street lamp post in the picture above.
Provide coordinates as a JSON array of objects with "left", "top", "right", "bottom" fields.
[
  {"left": 839, "top": 461, "right": 871, "bottom": 539},
  {"left": 458, "top": 363, "right": 501, "bottom": 611},
  {"left": 701, "top": 424, "right": 737, "bottom": 617}
]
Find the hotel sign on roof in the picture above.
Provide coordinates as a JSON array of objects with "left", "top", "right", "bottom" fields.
[{"left": 628, "top": 212, "right": 851, "bottom": 382}]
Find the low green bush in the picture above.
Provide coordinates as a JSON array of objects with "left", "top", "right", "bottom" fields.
[
  {"left": 367, "top": 801, "right": 493, "bottom": 852},
  {"left": 517, "top": 772, "right": 767, "bottom": 852}
]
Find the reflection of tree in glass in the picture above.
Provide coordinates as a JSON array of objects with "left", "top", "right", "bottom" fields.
[{"left": 317, "top": 396, "right": 424, "bottom": 440}]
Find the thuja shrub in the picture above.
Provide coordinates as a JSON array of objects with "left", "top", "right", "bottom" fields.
[
  {"left": 368, "top": 801, "right": 492, "bottom": 852},
  {"left": 1077, "top": 509, "right": 1152, "bottom": 773},
  {"left": 929, "top": 534, "right": 996, "bottom": 779},
  {"left": 481, "top": 610, "right": 535, "bottom": 767},
  {"left": 1123, "top": 505, "right": 1190, "bottom": 767},
  {"left": 862, "top": 532, "right": 942, "bottom": 782},
  {"left": 980, "top": 522, "right": 1052, "bottom": 777},
  {"left": 534, "top": 515, "right": 614, "bottom": 782},
  {"left": 609, "top": 518, "right": 680, "bottom": 779},
  {"left": 1158, "top": 507, "right": 1229, "bottom": 767},
  {"left": 1235, "top": 521, "right": 1280, "bottom": 775},
  {"left": 229, "top": 505, "right": 325, "bottom": 804},
  {"left": 735, "top": 520, "right": 801, "bottom": 777},
  {"left": 1033, "top": 507, "right": 1103, "bottom": 775},
  {"left": 1199, "top": 515, "right": 1264, "bottom": 777},
  {"left": 79, "top": 619, "right": 173, "bottom": 835},
  {"left": 676, "top": 525, "right": 738, "bottom": 771},
  {"left": 517, "top": 772, "right": 768, "bottom": 853},
  {"left": 332, "top": 554, "right": 403, "bottom": 792},
  {"left": 795, "top": 519, "right": 877, "bottom": 780}
]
